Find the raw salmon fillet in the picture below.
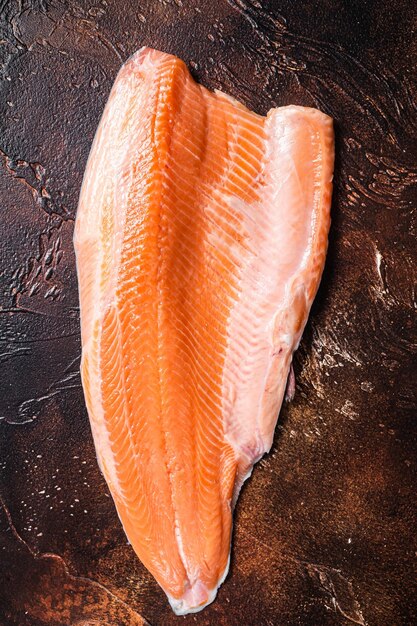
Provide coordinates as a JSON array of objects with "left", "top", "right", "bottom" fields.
[{"left": 74, "top": 47, "right": 334, "bottom": 614}]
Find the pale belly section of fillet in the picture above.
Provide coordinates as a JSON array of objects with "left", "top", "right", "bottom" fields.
[{"left": 74, "top": 47, "right": 334, "bottom": 615}]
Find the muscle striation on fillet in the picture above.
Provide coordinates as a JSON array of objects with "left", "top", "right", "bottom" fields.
[{"left": 74, "top": 47, "right": 334, "bottom": 615}]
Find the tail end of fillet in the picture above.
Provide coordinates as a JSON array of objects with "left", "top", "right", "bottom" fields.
[{"left": 166, "top": 557, "right": 231, "bottom": 616}]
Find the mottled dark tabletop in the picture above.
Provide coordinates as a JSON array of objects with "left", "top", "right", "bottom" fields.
[{"left": 0, "top": 1, "right": 416, "bottom": 625}]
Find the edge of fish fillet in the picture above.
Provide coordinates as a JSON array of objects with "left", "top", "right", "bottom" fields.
[{"left": 167, "top": 556, "right": 231, "bottom": 615}]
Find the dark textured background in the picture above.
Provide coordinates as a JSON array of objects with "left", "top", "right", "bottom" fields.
[{"left": 0, "top": 1, "right": 416, "bottom": 625}]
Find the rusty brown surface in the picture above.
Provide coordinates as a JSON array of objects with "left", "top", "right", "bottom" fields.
[{"left": 0, "top": 1, "right": 416, "bottom": 625}]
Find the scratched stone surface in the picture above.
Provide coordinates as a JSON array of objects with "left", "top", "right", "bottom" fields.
[{"left": 0, "top": 1, "right": 416, "bottom": 625}]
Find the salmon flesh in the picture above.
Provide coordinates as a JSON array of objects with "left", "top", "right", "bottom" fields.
[{"left": 74, "top": 47, "right": 334, "bottom": 615}]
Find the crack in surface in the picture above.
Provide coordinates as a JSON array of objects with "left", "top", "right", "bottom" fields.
[
  {"left": 0, "top": 147, "right": 72, "bottom": 221},
  {"left": 0, "top": 493, "right": 151, "bottom": 625},
  {"left": 240, "top": 527, "right": 367, "bottom": 625},
  {"left": 305, "top": 562, "right": 366, "bottom": 625}
]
